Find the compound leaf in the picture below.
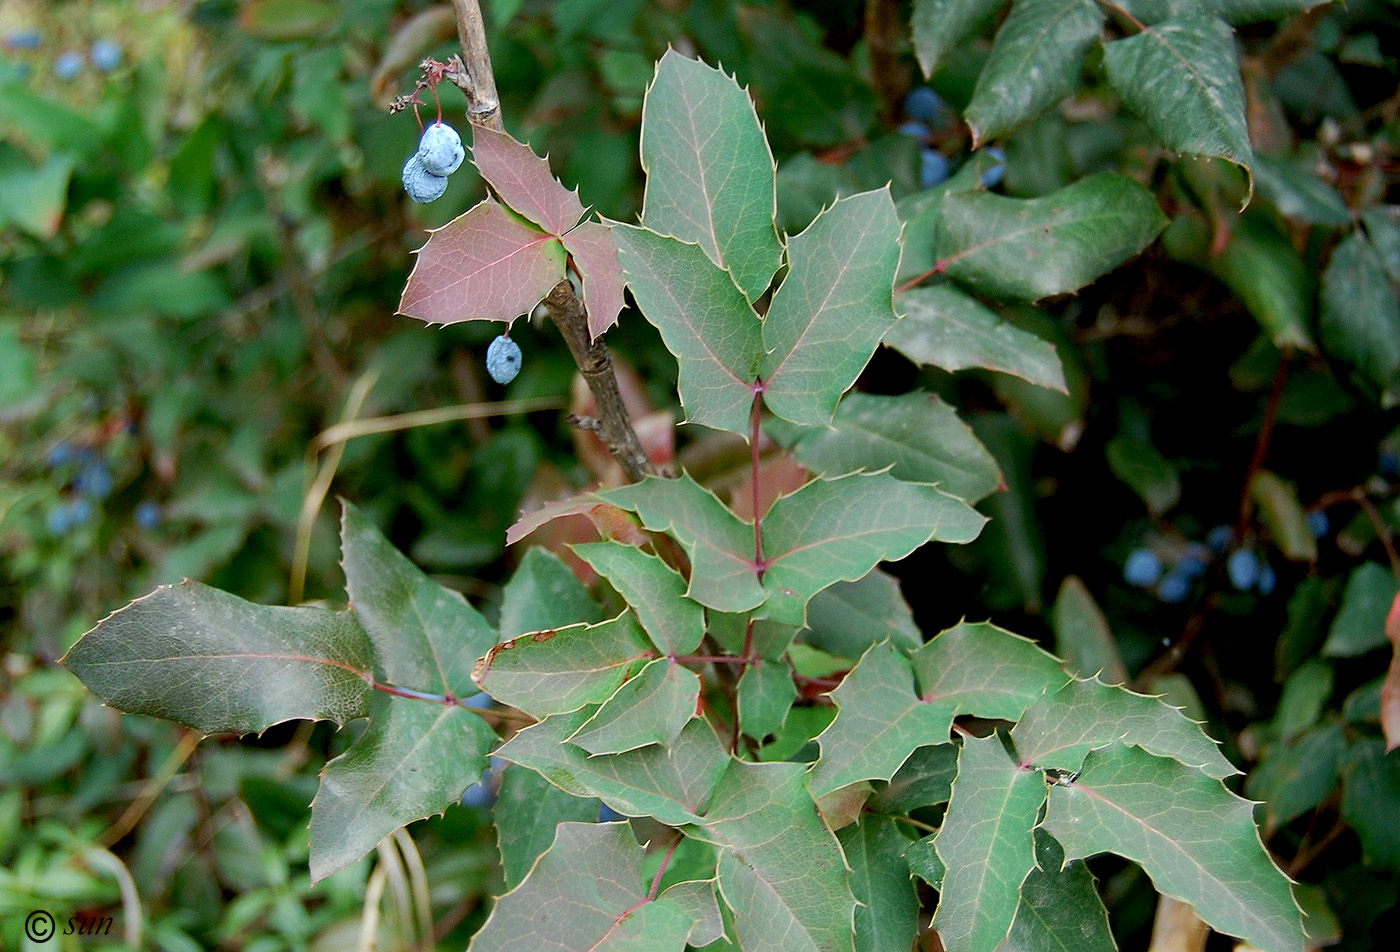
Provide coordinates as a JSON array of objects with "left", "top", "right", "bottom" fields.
[
  {"left": 568, "top": 658, "right": 700, "bottom": 755},
  {"left": 641, "top": 49, "right": 782, "bottom": 301},
  {"left": 936, "top": 173, "right": 1167, "bottom": 300},
  {"left": 573, "top": 542, "right": 705, "bottom": 655},
  {"left": 614, "top": 226, "right": 762, "bottom": 435},
  {"left": 398, "top": 198, "right": 567, "bottom": 326},
  {"left": 309, "top": 696, "right": 496, "bottom": 882},
  {"left": 760, "top": 188, "right": 901, "bottom": 426},
  {"left": 887, "top": 284, "right": 1067, "bottom": 393},
  {"left": 64, "top": 581, "right": 372, "bottom": 736},
  {"left": 1043, "top": 744, "right": 1305, "bottom": 952}
]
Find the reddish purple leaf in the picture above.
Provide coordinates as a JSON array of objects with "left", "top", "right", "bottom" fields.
[
  {"left": 398, "top": 199, "right": 567, "bottom": 326},
  {"left": 565, "top": 221, "right": 627, "bottom": 339},
  {"left": 471, "top": 127, "right": 585, "bottom": 236}
]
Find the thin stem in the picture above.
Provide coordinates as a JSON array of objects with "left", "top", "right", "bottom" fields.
[
  {"left": 647, "top": 834, "right": 682, "bottom": 901},
  {"left": 448, "top": 0, "right": 502, "bottom": 131},
  {"left": 675, "top": 654, "right": 757, "bottom": 666},
  {"left": 1092, "top": 0, "right": 1148, "bottom": 32},
  {"left": 889, "top": 814, "right": 940, "bottom": 835},
  {"left": 371, "top": 681, "right": 534, "bottom": 725},
  {"left": 750, "top": 386, "right": 767, "bottom": 579},
  {"left": 1355, "top": 488, "right": 1400, "bottom": 579},
  {"left": 1237, "top": 352, "right": 1293, "bottom": 532}
]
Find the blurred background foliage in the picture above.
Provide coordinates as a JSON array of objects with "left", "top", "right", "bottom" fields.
[{"left": 1, "top": 0, "right": 1398, "bottom": 949}]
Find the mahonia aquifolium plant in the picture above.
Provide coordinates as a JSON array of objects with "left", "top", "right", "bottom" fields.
[
  {"left": 485, "top": 334, "right": 522, "bottom": 384},
  {"left": 396, "top": 66, "right": 464, "bottom": 204}
]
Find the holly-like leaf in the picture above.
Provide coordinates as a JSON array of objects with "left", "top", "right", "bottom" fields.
[
  {"left": 473, "top": 614, "right": 652, "bottom": 718},
  {"left": 614, "top": 226, "right": 762, "bottom": 435},
  {"left": 871, "top": 743, "right": 960, "bottom": 813},
  {"left": 933, "top": 734, "right": 1046, "bottom": 952},
  {"left": 768, "top": 391, "right": 1004, "bottom": 504},
  {"left": 911, "top": 0, "right": 1009, "bottom": 78},
  {"left": 887, "top": 285, "right": 1068, "bottom": 393},
  {"left": 468, "top": 822, "right": 697, "bottom": 952},
  {"left": 1321, "top": 231, "right": 1400, "bottom": 407},
  {"left": 1102, "top": 13, "right": 1254, "bottom": 191},
  {"left": 688, "top": 761, "right": 856, "bottom": 952},
  {"left": 802, "top": 569, "right": 922, "bottom": 660},
  {"left": 340, "top": 502, "right": 494, "bottom": 695},
  {"left": 568, "top": 658, "right": 700, "bottom": 755},
  {"left": 497, "top": 712, "right": 729, "bottom": 826},
  {"left": 499, "top": 547, "right": 603, "bottom": 641},
  {"left": 837, "top": 815, "right": 920, "bottom": 952},
  {"left": 1051, "top": 576, "right": 1128, "bottom": 683},
  {"left": 562, "top": 220, "right": 627, "bottom": 338},
  {"left": 1245, "top": 723, "right": 1345, "bottom": 832},
  {"left": 63, "top": 582, "right": 372, "bottom": 736},
  {"left": 309, "top": 695, "right": 496, "bottom": 882},
  {"left": 738, "top": 660, "right": 798, "bottom": 741},
  {"left": 964, "top": 0, "right": 1104, "bottom": 144},
  {"left": 573, "top": 542, "right": 705, "bottom": 655},
  {"left": 1012, "top": 677, "right": 1237, "bottom": 779},
  {"left": 1250, "top": 470, "right": 1317, "bottom": 563},
  {"left": 759, "top": 189, "right": 901, "bottom": 426},
  {"left": 640, "top": 49, "right": 783, "bottom": 301},
  {"left": 1323, "top": 562, "right": 1400, "bottom": 657},
  {"left": 936, "top": 173, "right": 1167, "bottom": 300},
  {"left": 1005, "top": 830, "right": 1117, "bottom": 952},
  {"left": 470, "top": 126, "right": 585, "bottom": 235},
  {"left": 494, "top": 763, "right": 600, "bottom": 890},
  {"left": 810, "top": 626, "right": 1066, "bottom": 798},
  {"left": 1043, "top": 744, "right": 1305, "bottom": 952},
  {"left": 398, "top": 198, "right": 567, "bottom": 326}
]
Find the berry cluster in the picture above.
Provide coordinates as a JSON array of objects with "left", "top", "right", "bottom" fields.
[
  {"left": 401, "top": 121, "right": 464, "bottom": 204},
  {"left": 898, "top": 87, "right": 1005, "bottom": 191}
]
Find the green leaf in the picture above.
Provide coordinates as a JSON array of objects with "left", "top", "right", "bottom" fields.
[
  {"left": 1320, "top": 231, "right": 1400, "bottom": 407},
  {"left": 1102, "top": 13, "right": 1254, "bottom": 189},
  {"left": 1012, "top": 677, "right": 1237, "bottom": 778},
  {"left": 936, "top": 174, "right": 1168, "bottom": 300},
  {"left": 1323, "top": 562, "right": 1400, "bottom": 657},
  {"left": 1004, "top": 830, "right": 1116, "bottom": 952},
  {"left": 1341, "top": 739, "right": 1400, "bottom": 870},
  {"left": 309, "top": 696, "right": 496, "bottom": 882},
  {"left": 1043, "top": 744, "right": 1305, "bottom": 952},
  {"left": 965, "top": 0, "right": 1104, "bottom": 144},
  {"left": 1252, "top": 154, "right": 1353, "bottom": 227},
  {"left": 1362, "top": 208, "right": 1400, "bottom": 284},
  {"left": 499, "top": 547, "right": 603, "bottom": 640},
  {"left": 688, "top": 761, "right": 856, "bottom": 952},
  {"left": 497, "top": 713, "right": 729, "bottom": 825},
  {"left": 640, "top": 49, "right": 783, "bottom": 301},
  {"left": 1274, "top": 661, "right": 1333, "bottom": 742},
  {"left": 340, "top": 503, "right": 495, "bottom": 695},
  {"left": 573, "top": 542, "right": 705, "bottom": 655},
  {"left": 837, "top": 815, "right": 920, "bottom": 952},
  {"left": 468, "top": 822, "right": 696, "bottom": 952},
  {"left": 911, "top": 0, "right": 1009, "bottom": 78},
  {"left": 1050, "top": 577, "right": 1128, "bottom": 683},
  {"left": 801, "top": 570, "right": 922, "bottom": 660},
  {"left": 568, "top": 658, "right": 700, "bottom": 754},
  {"left": 887, "top": 285, "right": 1068, "bottom": 393},
  {"left": 1249, "top": 470, "right": 1318, "bottom": 562},
  {"left": 871, "top": 743, "right": 960, "bottom": 812},
  {"left": 933, "top": 734, "right": 1046, "bottom": 952},
  {"left": 658, "top": 880, "right": 727, "bottom": 947},
  {"left": 1106, "top": 434, "right": 1181, "bottom": 516},
  {"left": 912, "top": 621, "right": 1069, "bottom": 723},
  {"left": 768, "top": 392, "right": 1003, "bottom": 505},
  {"left": 738, "top": 661, "right": 797, "bottom": 741},
  {"left": 63, "top": 582, "right": 372, "bottom": 736},
  {"left": 494, "top": 764, "right": 600, "bottom": 890},
  {"left": 759, "top": 189, "right": 901, "bottom": 425},
  {"left": 1245, "top": 723, "right": 1345, "bottom": 832},
  {"left": 238, "top": 0, "right": 339, "bottom": 39},
  {"left": 0, "top": 148, "right": 74, "bottom": 240},
  {"left": 905, "top": 835, "right": 945, "bottom": 888},
  {"left": 614, "top": 226, "right": 762, "bottom": 435},
  {"left": 473, "top": 614, "right": 652, "bottom": 718}
]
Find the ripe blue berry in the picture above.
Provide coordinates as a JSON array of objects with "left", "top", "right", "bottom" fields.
[
  {"left": 1176, "top": 552, "right": 1208, "bottom": 580},
  {"left": 978, "top": 147, "right": 1006, "bottom": 188},
  {"left": 598, "top": 804, "right": 628, "bottom": 823},
  {"left": 486, "top": 335, "right": 522, "bottom": 384},
  {"left": 904, "top": 87, "right": 950, "bottom": 125},
  {"left": 1306, "top": 510, "right": 1330, "bottom": 539},
  {"left": 45, "top": 442, "right": 75, "bottom": 467},
  {"left": 1157, "top": 572, "right": 1191, "bottom": 604},
  {"left": 1380, "top": 451, "right": 1399, "bottom": 479},
  {"left": 5, "top": 29, "right": 42, "bottom": 50},
  {"left": 76, "top": 459, "right": 113, "bottom": 499},
  {"left": 418, "top": 121, "right": 464, "bottom": 176},
  {"left": 1206, "top": 525, "right": 1234, "bottom": 554},
  {"left": 1256, "top": 562, "right": 1277, "bottom": 596},
  {"left": 1227, "top": 548, "right": 1258, "bottom": 591},
  {"left": 1124, "top": 548, "right": 1163, "bottom": 588},
  {"left": 47, "top": 503, "right": 74, "bottom": 536},
  {"left": 69, "top": 497, "right": 95, "bottom": 525},
  {"left": 402, "top": 153, "right": 448, "bottom": 204},
  {"left": 135, "top": 500, "right": 161, "bottom": 530},
  {"left": 463, "top": 691, "right": 494, "bottom": 710},
  {"left": 90, "top": 39, "right": 122, "bottom": 72},
  {"left": 920, "top": 148, "right": 950, "bottom": 189},
  {"left": 898, "top": 120, "right": 931, "bottom": 140},
  {"left": 54, "top": 50, "right": 83, "bottom": 80}
]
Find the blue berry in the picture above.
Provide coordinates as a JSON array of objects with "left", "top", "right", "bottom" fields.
[
  {"left": 920, "top": 148, "right": 950, "bottom": 189},
  {"left": 1227, "top": 548, "right": 1259, "bottom": 591},
  {"left": 598, "top": 803, "right": 627, "bottom": 823},
  {"left": 1380, "top": 451, "right": 1399, "bottom": 479},
  {"left": 1256, "top": 562, "right": 1277, "bottom": 596},
  {"left": 134, "top": 500, "right": 161, "bottom": 529},
  {"left": 898, "top": 120, "right": 931, "bottom": 140},
  {"left": 978, "top": 147, "right": 1006, "bottom": 188},
  {"left": 1157, "top": 572, "right": 1191, "bottom": 604},
  {"left": 486, "top": 335, "right": 522, "bottom": 384},
  {"left": 5, "top": 29, "right": 42, "bottom": 50},
  {"left": 402, "top": 153, "right": 448, "bottom": 204},
  {"left": 904, "top": 87, "right": 950, "bottom": 125},
  {"left": 90, "top": 39, "right": 122, "bottom": 72},
  {"left": 1206, "top": 525, "right": 1235, "bottom": 554},
  {"left": 47, "top": 503, "right": 74, "bottom": 536},
  {"left": 463, "top": 691, "right": 494, "bottom": 710},
  {"left": 45, "top": 442, "right": 75, "bottom": 467},
  {"left": 76, "top": 460, "right": 113, "bottom": 499},
  {"left": 418, "top": 121, "right": 464, "bottom": 176},
  {"left": 1176, "top": 553, "right": 1208, "bottom": 580},
  {"left": 53, "top": 50, "right": 83, "bottom": 80},
  {"left": 1306, "top": 510, "right": 1330, "bottom": 539},
  {"left": 69, "top": 497, "right": 95, "bottom": 526},
  {"left": 460, "top": 780, "right": 493, "bottom": 808},
  {"left": 1124, "top": 548, "right": 1163, "bottom": 588}
]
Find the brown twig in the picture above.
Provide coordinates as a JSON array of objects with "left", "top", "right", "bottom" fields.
[
  {"left": 864, "top": 0, "right": 907, "bottom": 125},
  {"left": 445, "top": 0, "right": 661, "bottom": 484}
]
